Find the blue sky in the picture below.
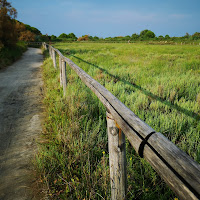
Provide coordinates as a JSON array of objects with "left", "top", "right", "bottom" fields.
[{"left": 11, "top": 0, "right": 200, "bottom": 38}]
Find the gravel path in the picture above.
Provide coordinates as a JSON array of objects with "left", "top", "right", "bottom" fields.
[{"left": 0, "top": 48, "right": 44, "bottom": 200}]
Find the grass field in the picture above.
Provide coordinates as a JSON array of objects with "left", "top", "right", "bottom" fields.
[{"left": 36, "top": 43, "right": 200, "bottom": 199}]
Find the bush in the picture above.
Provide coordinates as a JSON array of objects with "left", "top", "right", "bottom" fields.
[{"left": 0, "top": 41, "right": 27, "bottom": 69}]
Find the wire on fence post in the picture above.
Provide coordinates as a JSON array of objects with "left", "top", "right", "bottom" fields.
[
  {"left": 106, "top": 111, "right": 127, "bottom": 200},
  {"left": 62, "top": 60, "right": 67, "bottom": 97}
]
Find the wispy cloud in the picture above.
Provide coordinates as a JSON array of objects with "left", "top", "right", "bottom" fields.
[
  {"left": 65, "top": 9, "right": 157, "bottom": 25},
  {"left": 169, "top": 13, "right": 190, "bottom": 19}
]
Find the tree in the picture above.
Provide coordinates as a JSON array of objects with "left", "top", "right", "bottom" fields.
[
  {"left": 51, "top": 35, "right": 57, "bottom": 41},
  {"left": 165, "top": 35, "right": 170, "bottom": 40},
  {"left": 19, "top": 30, "right": 35, "bottom": 42},
  {"left": 67, "top": 33, "right": 77, "bottom": 40},
  {"left": 77, "top": 35, "right": 89, "bottom": 41},
  {"left": 145, "top": 30, "right": 155, "bottom": 38},
  {"left": 14, "top": 20, "right": 36, "bottom": 42},
  {"left": 25, "top": 24, "right": 41, "bottom": 35},
  {"left": 184, "top": 32, "right": 190, "bottom": 39},
  {"left": 131, "top": 33, "right": 139, "bottom": 40},
  {"left": 140, "top": 29, "right": 155, "bottom": 39},
  {"left": 158, "top": 35, "right": 164, "bottom": 40},
  {"left": 58, "top": 33, "right": 68, "bottom": 39},
  {"left": 192, "top": 32, "right": 200, "bottom": 40},
  {"left": 0, "top": 0, "right": 17, "bottom": 47}
]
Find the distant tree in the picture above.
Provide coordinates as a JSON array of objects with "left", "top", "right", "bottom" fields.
[
  {"left": 14, "top": 20, "right": 36, "bottom": 42},
  {"left": 25, "top": 24, "right": 41, "bottom": 35},
  {"left": 39, "top": 35, "right": 49, "bottom": 42},
  {"left": 0, "top": 0, "right": 17, "bottom": 47},
  {"left": 51, "top": 35, "right": 57, "bottom": 41},
  {"left": 158, "top": 35, "right": 164, "bottom": 40},
  {"left": 77, "top": 35, "right": 89, "bottom": 41},
  {"left": 58, "top": 33, "right": 68, "bottom": 39},
  {"left": 140, "top": 29, "right": 149, "bottom": 37},
  {"left": 145, "top": 30, "right": 155, "bottom": 38},
  {"left": 165, "top": 35, "right": 170, "bottom": 40},
  {"left": 93, "top": 36, "right": 99, "bottom": 40},
  {"left": 184, "top": 32, "right": 190, "bottom": 39},
  {"left": 67, "top": 33, "right": 77, "bottom": 40},
  {"left": 131, "top": 33, "right": 139, "bottom": 40},
  {"left": 19, "top": 30, "right": 35, "bottom": 42},
  {"left": 192, "top": 32, "right": 200, "bottom": 40},
  {"left": 140, "top": 29, "right": 155, "bottom": 39}
]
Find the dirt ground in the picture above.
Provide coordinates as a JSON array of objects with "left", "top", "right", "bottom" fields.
[{"left": 0, "top": 48, "right": 44, "bottom": 200}]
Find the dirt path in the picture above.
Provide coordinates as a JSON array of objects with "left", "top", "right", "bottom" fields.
[{"left": 0, "top": 48, "right": 44, "bottom": 200}]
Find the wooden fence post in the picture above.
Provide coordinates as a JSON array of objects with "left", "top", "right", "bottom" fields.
[
  {"left": 51, "top": 48, "right": 53, "bottom": 59},
  {"left": 62, "top": 60, "right": 67, "bottom": 96},
  {"left": 106, "top": 111, "right": 127, "bottom": 200},
  {"left": 53, "top": 50, "right": 57, "bottom": 69},
  {"left": 49, "top": 46, "right": 51, "bottom": 57},
  {"left": 59, "top": 56, "right": 63, "bottom": 86}
]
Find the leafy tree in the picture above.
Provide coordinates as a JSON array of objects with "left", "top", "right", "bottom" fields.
[
  {"left": 140, "top": 29, "right": 149, "bottom": 37},
  {"left": 93, "top": 36, "right": 99, "bottom": 40},
  {"left": 25, "top": 24, "right": 41, "bottom": 35},
  {"left": 145, "top": 30, "right": 155, "bottom": 38},
  {"left": 165, "top": 35, "right": 170, "bottom": 39},
  {"left": 19, "top": 30, "right": 35, "bottom": 41},
  {"left": 140, "top": 29, "right": 155, "bottom": 39},
  {"left": 51, "top": 35, "right": 57, "bottom": 41},
  {"left": 0, "top": 0, "right": 17, "bottom": 47},
  {"left": 42, "top": 35, "right": 50, "bottom": 42},
  {"left": 158, "top": 35, "right": 164, "bottom": 40},
  {"left": 131, "top": 33, "right": 139, "bottom": 40},
  {"left": 58, "top": 33, "right": 68, "bottom": 39},
  {"left": 67, "top": 33, "right": 77, "bottom": 40},
  {"left": 77, "top": 35, "right": 89, "bottom": 41},
  {"left": 184, "top": 32, "right": 190, "bottom": 39},
  {"left": 192, "top": 32, "right": 200, "bottom": 40}
]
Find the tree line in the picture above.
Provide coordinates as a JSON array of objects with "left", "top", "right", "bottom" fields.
[
  {"left": 1, "top": 0, "right": 199, "bottom": 47},
  {"left": 49, "top": 30, "right": 200, "bottom": 43}
]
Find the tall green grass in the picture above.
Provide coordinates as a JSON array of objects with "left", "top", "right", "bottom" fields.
[
  {"left": 0, "top": 41, "right": 27, "bottom": 69},
  {"left": 36, "top": 43, "right": 200, "bottom": 199}
]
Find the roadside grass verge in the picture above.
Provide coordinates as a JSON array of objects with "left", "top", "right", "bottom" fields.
[
  {"left": 35, "top": 42, "right": 200, "bottom": 199},
  {"left": 0, "top": 41, "right": 27, "bottom": 69}
]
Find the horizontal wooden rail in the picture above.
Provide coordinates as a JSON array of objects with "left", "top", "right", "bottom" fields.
[
  {"left": 43, "top": 42, "right": 200, "bottom": 200},
  {"left": 26, "top": 42, "right": 42, "bottom": 45}
]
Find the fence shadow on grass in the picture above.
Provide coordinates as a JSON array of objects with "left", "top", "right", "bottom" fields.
[{"left": 71, "top": 55, "right": 200, "bottom": 121}]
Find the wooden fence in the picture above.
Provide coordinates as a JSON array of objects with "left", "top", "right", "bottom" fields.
[{"left": 42, "top": 42, "right": 200, "bottom": 200}]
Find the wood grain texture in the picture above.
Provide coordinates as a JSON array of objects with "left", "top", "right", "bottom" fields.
[
  {"left": 107, "top": 112, "right": 127, "bottom": 200},
  {"left": 59, "top": 56, "right": 62, "bottom": 87},
  {"left": 53, "top": 50, "right": 57, "bottom": 69},
  {"left": 62, "top": 60, "right": 67, "bottom": 97}
]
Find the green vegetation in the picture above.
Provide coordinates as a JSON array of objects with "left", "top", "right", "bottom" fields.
[
  {"left": 0, "top": 41, "right": 27, "bottom": 69},
  {"left": 49, "top": 30, "right": 200, "bottom": 43},
  {"left": 36, "top": 43, "right": 200, "bottom": 199}
]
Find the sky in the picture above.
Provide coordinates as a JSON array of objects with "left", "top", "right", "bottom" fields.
[{"left": 11, "top": 0, "right": 200, "bottom": 38}]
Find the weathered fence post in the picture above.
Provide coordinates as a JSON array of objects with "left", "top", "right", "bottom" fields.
[
  {"left": 106, "top": 111, "right": 127, "bottom": 200},
  {"left": 59, "top": 56, "right": 63, "bottom": 86},
  {"left": 51, "top": 48, "right": 53, "bottom": 59},
  {"left": 62, "top": 60, "right": 67, "bottom": 96},
  {"left": 52, "top": 49, "right": 57, "bottom": 69},
  {"left": 49, "top": 46, "right": 51, "bottom": 57}
]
